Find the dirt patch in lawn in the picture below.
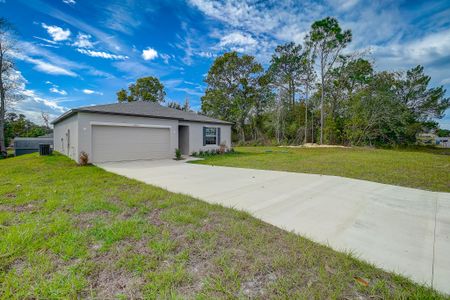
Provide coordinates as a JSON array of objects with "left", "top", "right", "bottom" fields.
[
  {"left": 87, "top": 240, "right": 150, "bottom": 299},
  {"left": 91, "top": 267, "right": 144, "bottom": 299},
  {"left": 280, "top": 143, "right": 350, "bottom": 148},
  {"left": 0, "top": 200, "right": 44, "bottom": 213},
  {"left": 73, "top": 210, "right": 112, "bottom": 229}
]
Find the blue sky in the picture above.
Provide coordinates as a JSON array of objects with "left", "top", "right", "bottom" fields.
[{"left": 2, "top": 0, "right": 450, "bottom": 128}]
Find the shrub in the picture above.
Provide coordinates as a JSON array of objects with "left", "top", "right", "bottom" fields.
[
  {"left": 219, "top": 143, "right": 227, "bottom": 154},
  {"left": 79, "top": 151, "right": 89, "bottom": 166},
  {"left": 191, "top": 152, "right": 198, "bottom": 157},
  {"left": 175, "top": 148, "right": 182, "bottom": 160},
  {"left": 199, "top": 150, "right": 204, "bottom": 156}
]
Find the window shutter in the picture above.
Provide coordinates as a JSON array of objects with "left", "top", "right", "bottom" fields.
[
  {"left": 217, "top": 127, "right": 221, "bottom": 145},
  {"left": 203, "top": 127, "right": 206, "bottom": 146}
]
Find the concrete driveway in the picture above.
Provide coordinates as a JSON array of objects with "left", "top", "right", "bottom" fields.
[{"left": 97, "top": 159, "right": 450, "bottom": 294}]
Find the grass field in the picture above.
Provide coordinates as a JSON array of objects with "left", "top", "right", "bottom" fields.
[
  {"left": 0, "top": 154, "right": 446, "bottom": 299},
  {"left": 193, "top": 146, "right": 450, "bottom": 192}
]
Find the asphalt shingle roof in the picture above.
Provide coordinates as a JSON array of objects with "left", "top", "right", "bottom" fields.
[{"left": 52, "top": 101, "right": 232, "bottom": 125}]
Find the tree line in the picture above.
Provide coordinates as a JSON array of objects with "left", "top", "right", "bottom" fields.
[
  {"left": 4, "top": 112, "right": 51, "bottom": 147},
  {"left": 201, "top": 17, "right": 450, "bottom": 146}
]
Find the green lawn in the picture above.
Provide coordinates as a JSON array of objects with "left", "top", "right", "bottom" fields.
[
  {"left": 193, "top": 146, "right": 450, "bottom": 192},
  {"left": 0, "top": 154, "right": 446, "bottom": 299}
]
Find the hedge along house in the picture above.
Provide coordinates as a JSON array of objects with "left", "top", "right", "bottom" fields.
[{"left": 51, "top": 102, "right": 233, "bottom": 163}]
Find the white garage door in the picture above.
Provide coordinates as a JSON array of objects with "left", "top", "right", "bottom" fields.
[{"left": 92, "top": 125, "right": 170, "bottom": 163}]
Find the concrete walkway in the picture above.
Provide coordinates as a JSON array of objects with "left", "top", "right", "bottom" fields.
[{"left": 97, "top": 159, "right": 450, "bottom": 294}]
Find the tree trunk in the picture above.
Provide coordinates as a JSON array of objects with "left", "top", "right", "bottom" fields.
[
  {"left": 0, "top": 76, "right": 5, "bottom": 154},
  {"left": 304, "top": 85, "right": 309, "bottom": 144},
  {"left": 292, "top": 80, "right": 295, "bottom": 111},
  {"left": 320, "top": 53, "right": 325, "bottom": 144},
  {"left": 239, "top": 120, "right": 245, "bottom": 144}
]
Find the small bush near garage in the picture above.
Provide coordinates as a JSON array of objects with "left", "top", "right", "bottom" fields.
[
  {"left": 174, "top": 148, "right": 182, "bottom": 160},
  {"left": 78, "top": 151, "right": 90, "bottom": 166}
]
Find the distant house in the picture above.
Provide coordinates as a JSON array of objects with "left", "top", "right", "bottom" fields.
[
  {"left": 436, "top": 137, "right": 449, "bottom": 148},
  {"left": 416, "top": 133, "right": 450, "bottom": 148},
  {"left": 416, "top": 133, "right": 437, "bottom": 145},
  {"left": 13, "top": 133, "right": 54, "bottom": 156}
]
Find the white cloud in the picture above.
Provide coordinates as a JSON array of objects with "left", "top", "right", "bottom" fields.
[
  {"left": 218, "top": 32, "right": 258, "bottom": 52},
  {"left": 23, "top": 1, "right": 126, "bottom": 52},
  {"left": 113, "top": 60, "right": 169, "bottom": 79},
  {"left": 369, "top": 29, "right": 450, "bottom": 81},
  {"left": 173, "top": 87, "right": 203, "bottom": 97},
  {"left": 187, "top": 0, "right": 321, "bottom": 62},
  {"left": 82, "top": 89, "right": 103, "bottom": 95},
  {"left": 77, "top": 48, "right": 128, "bottom": 60},
  {"left": 181, "top": 36, "right": 194, "bottom": 65},
  {"left": 198, "top": 51, "right": 216, "bottom": 58},
  {"left": 173, "top": 22, "right": 208, "bottom": 66},
  {"left": 36, "top": 43, "right": 60, "bottom": 49},
  {"left": 159, "top": 53, "right": 171, "bottom": 64},
  {"left": 33, "top": 36, "right": 59, "bottom": 45},
  {"left": 10, "top": 77, "right": 67, "bottom": 125},
  {"left": 188, "top": 0, "right": 322, "bottom": 39},
  {"left": 31, "top": 58, "right": 77, "bottom": 76},
  {"left": 142, "top": 47, "right": 158, "bottom": 60},
  {"left": 41, "top": 23, "right": 71, "bottom": 41},
  {"left": 49, "top": 87, "right": 67, "bottom": 95},
  {"left": 102, "top": 2, "right": 144, "bottom": 35},
  {"left": 62, "top": 0, "right": 76, "bottom": 4},
  {"left": 328, "top": 0, "right": 359, "bottom": 11},
  {"left": 188, "top": 0, "right": 450, "bottom": 82},
  {"left": 12, "top": 51, "right": 77, "bottom": 77},
  {"left": 14, "top": 41, "right": 113, "bottom": 79},
  {"left": 72, "top": 33, "right": 95, "bottom": 48}
]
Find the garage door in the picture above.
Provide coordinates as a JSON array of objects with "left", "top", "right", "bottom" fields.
[{"left": 92, "top": 125, "right": 170, "bottom": 163}]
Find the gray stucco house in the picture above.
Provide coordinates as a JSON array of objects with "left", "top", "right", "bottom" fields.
[{"left": 51, "top": 102, "right": 232, "bottom": 163}]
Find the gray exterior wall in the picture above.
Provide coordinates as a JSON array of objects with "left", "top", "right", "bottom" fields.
[
  {"left": 53, "top": 113, "right": 78, "bottom": 161},
  {"left": 77, "top": 112, "right": 179, "bottom": 162},
  {"left": 179, "top": 121, "right": 232, "bottom": 154}
]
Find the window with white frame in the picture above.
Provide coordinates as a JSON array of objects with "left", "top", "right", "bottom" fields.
[{"left": 204, "top": 127, "right": 217, "bottom": 145}]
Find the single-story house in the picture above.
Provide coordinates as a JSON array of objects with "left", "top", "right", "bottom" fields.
[
  {"left": 13, "top": 134, "right": 54, "bottom": 156},
  {"left": 436, "top": 136, "right": 449, "bottom": 148},
  {"left": 51, "top": 101, "right": 233, "bottom": 163}
]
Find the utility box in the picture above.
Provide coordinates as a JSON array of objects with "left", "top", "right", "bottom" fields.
[{"left": 39, "top": 144, "right": 52, "bottom": 156}]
